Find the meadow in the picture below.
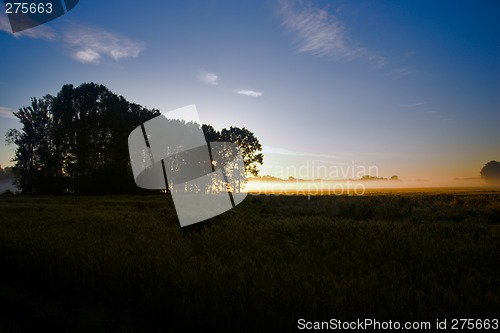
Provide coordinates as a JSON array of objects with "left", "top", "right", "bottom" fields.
[{"left": 0, "top": 191, "right": 499, "bottom": 332}]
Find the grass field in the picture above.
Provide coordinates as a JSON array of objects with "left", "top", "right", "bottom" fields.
[{"left": 0, "top": 192, "right": 499, "bottom": 332}]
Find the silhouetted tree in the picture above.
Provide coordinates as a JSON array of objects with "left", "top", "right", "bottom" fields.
[
  {"left": 202, "top": 124, "right": 220, "bottom": 142},
  {"left": 220, "top": 127, "right": 263, "bottom": 177},
  {"left": 0, "top": 165, "right": 15, "bottom": 182},
  {"left": 5, "top": 83, "right": 264, "bottom": 194},
  {"left": 480, "top": 161, "right": 500, "bottom": 185},
  {"left": 6, "top": 83, "right": 159, "bottom": 194},
  {"left": 202, "top": 125, "right": 264, "bottom": 177},
  {"left": 5, "top": 96, "right": 53, "bottom": 193}
]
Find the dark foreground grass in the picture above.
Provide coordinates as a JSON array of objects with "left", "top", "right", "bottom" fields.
[{"left": 0, "top": 193, "right": 499, "bottom": 332}]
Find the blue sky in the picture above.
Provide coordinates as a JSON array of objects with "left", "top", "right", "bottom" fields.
[{"left": 1, "top": 0, "right": 499, "bottom": 185}]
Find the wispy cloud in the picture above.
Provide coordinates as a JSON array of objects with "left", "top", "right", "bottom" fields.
[
  {"left": 279, "top": 0, "right": 386, "bottom": 67},
  {"left": 454, "top": 177, "right": 481, "bottom": 181},
  {"left": 0, "top": 10, "right": 56, "bottom": 39},
  {"left": 368, "top": 53, "right": 388, "bottom": 68},
  {"left": 280, "top": 1, "right": 349, "bottom": 58},
  {"left": 197, "top": 71, "right": 219, "bottom": 85},
  {"left": 0, "top": 107, "right": 17, "bottom": 119},
  {"left": 389, "top": 67, "right": 413, "bottom": 78},
  {"left": 400, "top": 102, "right": 427, "bottom": 107},
  {"left": 64, "top": 24, "right": 144, "bottom": 64},
  {"left": 237, "top": 89, "right": 263, "bottom": 97},
  {"left": 1, "top": 9, "right": 144, "bottom": 65},
  {"left": 263, "top": 146, "right": 339, "bottom": 159}
]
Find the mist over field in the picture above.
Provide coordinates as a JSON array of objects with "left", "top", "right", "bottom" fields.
[
  {"left": 0, "top": 171, "right": 15, "bottom": 193},
  {"left": 246, "top": 178, "right": 493, "bottom": 195}
]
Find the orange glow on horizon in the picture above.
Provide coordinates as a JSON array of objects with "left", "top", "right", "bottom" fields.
[{"left": 245, "top": 179, "right": 497, "bottom": 195}]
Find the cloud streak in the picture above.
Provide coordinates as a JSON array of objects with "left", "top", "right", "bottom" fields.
[
  {"left": 197, "top": 71, "right": 219, "bottom": 85},
  {"left": 279, "top": 0, "right": 386, "bottom": 66},
  {"left": 1, "top": 10, "right": 145, "bottom": 65},
  {"left": 390, "top": 68, "right": 413, "bottom": 78},
  {"left": 0, "top": 107, "right": 17, "bottom": 119},
  {"left": 280, "top": 1, "right": 349, "bottom": 58},
  {"left": 263, "top": 146, "right": 340, "bottom": 159},
  {"left": 64, "top": 24, "right": 144, "bottom": 64},
  {"left": 400, "top": 102, "right": 427, "bottom": 107},
  {"left": 237, "top": 89, "right": 263, "bottom": 97}
]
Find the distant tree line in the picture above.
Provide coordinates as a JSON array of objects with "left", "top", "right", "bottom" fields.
[
  {"left": 0, "top": 165, "right": 14, "bottom": 180},
  {"left": 5, "top": 83, "right": 263, "bottom": 194},
  {"left": 0, "top": 165, "right": 16, "bottom": 194}
]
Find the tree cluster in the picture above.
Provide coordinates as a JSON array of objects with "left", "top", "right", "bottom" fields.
[
  {"left": 202, "top": 125, "right": 263, "bottom": 177},
  {"left": 6, "top": 83, "right": 160, "bottom": 194},
  {"left": 480, "top": 161, "right": 500, "bottom": 185},
  {"left": 6, "top": 83, "right": 263, "bottom": 194},
  {"left": 0, "top": 165, "right": 14, "bottom": 180}
]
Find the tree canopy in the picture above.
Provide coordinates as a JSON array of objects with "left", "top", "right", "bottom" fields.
[
  {"left": 480, "top": 161, "right": 500, "bottom": 185},
  {"left": 202, "top": 125, "right": 263, "bottom": 177},
  {"left": 6, "top": 83, "right": 263, "bottom": 194}
]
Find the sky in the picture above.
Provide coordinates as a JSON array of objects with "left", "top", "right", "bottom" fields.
[{"left": 0, "top": 0, "right": 499, "bottom": 187}]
